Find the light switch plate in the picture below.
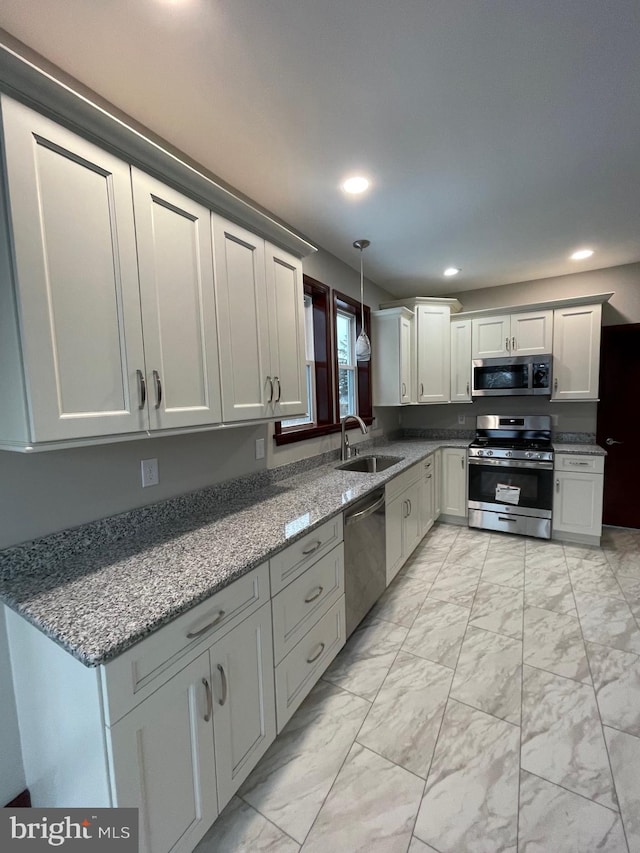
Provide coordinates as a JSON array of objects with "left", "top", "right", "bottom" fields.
[
  {"left": 458, "top": 414, "right": 466, "bottom": 425},
  {"left": 141, "top": 458, "right": 159, "bottom": 487},
  {"left": 255, "top": 438, "right": 265, "bottom": 460}
]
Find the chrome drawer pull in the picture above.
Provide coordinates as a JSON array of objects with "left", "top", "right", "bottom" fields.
[
  {"left": 302, "top": 540, "right": 322, "bottom": 555},
  {"left": 137, "top": 369, "right": 146, "bottom": 410},
  {"left": 556, "top": 479, "right": 560, "bottom": 492},
  {"left": 505, "top": 337, "right": 510, "bottom": 352},
  {"left": 266, "top": 376, "right": 274, "bottom": 404},
  {"left": 202, "top": 678, "right": 213, "bottom": 722},
  {"left": 304, "top": 586, "right": 324, "bottom": 603},
  {"left": 153, "top": 370, "right": 162, "bottom": 409},
  {"left": 569, "top": 461, "right": 589, "bottom": 466},
  {"left": 186, "top": 610, "right": 225, "bottom": 639},
  {"left": 274, "top": 376, "right": 281, "bottom": 403},
  {"left": 217, "top": 663, "right": 228, "bottom": 706},
  {"left": 306, "top": 642, "right": 325, "bottom": 664}
]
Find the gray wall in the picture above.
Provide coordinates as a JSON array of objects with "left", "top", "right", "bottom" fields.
[{"left": 450, "top": 261, "right": 640, "bottom": 327}]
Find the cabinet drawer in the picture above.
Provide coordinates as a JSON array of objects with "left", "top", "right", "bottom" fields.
[
  {"left": 274, "top": 596, "right": 345, "bottom": 733},
  {"left": 102, "top": 562, "right": 270, "bottom": 725},
  {"left": 270, "top": 515, "right": 343, "bottom": 595},
  {"left": 554, "top": 454, "right": 604, "bottom": 474},
  {"left": 272, "top": 543, "right": 344, "bottom": 665},
  {"left": 385, "top": 460, "right": 423, "bottom": 502}
]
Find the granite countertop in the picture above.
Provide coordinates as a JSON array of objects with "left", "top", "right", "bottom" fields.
[
  {"left": 0, "top": 438, "right": 469, "bottom": 667},
  {"left": 553, "top": 443, "right": 607, "bottom": 456}
]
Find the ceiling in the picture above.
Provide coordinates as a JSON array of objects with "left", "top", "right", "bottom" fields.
[{"left": 1, "top": 0, "right": 639, "bottom": 296}]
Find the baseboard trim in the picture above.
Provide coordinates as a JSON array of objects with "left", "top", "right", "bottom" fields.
[{"left": 4, "top": 789, "right": 31, "bottom": 808}]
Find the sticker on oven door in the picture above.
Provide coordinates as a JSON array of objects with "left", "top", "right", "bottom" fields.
[{"left": 496, "top": 483, "right": 521, "bottom": 504}]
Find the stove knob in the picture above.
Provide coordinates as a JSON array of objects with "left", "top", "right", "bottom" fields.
[
  {"left": 536, "top": 453, "right": 543, "bottom": 459},
  {"left": 506, "top": 451, "right": 512, "bottom": 458},
  {"left": 477, "top": 450, "right": 484, "bottom": 456},
  {"left": 526, "top": 451, "right": 533, "bottom": 458},
  {"left": 486, "top": 450, "right": 493, "bottom": 456}
]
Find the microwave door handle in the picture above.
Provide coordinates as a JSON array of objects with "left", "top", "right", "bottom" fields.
[{"left": 527, "top": 361, "right": 533, "bottom": 390}]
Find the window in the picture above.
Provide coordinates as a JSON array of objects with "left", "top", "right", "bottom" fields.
[{"left": 274, "top": 276, "right": 372, "bottom": 445}]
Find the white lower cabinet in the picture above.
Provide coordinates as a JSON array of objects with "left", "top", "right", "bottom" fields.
[
  {"left": 107, "top": 652, "right": 218, "bottom": 853},
  {"left": 552, "top": 454, "right": 604, "bottom": 543},
  {"left": 108, "top": 602, "right": 275, "bottom": 853},
  {"left": 385, "top": 463, "right": 423, "bottom": 584},
  {"left": 440, "top": 448, "right": 468, "bottom": 519}
]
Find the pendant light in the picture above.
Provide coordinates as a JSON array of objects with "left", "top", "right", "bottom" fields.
[{"left": 353, "top": 239, "right": 371, "bottom": 362}]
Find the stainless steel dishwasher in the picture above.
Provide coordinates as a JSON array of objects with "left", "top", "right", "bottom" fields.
[{"left": 344, "top": 488, "right": 386, "bottom": 638}]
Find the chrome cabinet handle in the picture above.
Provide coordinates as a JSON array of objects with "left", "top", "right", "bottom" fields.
[
  {"left": 266, "top": 376, "right": 273, "bottom": 404},
  {"left": 554, "top": 377, "right": 558, "bottom": 391},
  {"left": 306, "top": 642, "right": 325, "bottom": 664},
  {"left": 217, "top": 663, "right": 228, "bottom": 706},
  {"left": 137, "top": 369, "right": 146, "bottom": 410},
  {"left": 186, "top": 610, "right": 225, "bottom": 639},
  {"left": 505, "top": 337, "right": 510, "bottom": 352},
  {"left": 302, "top": 540, "right": 322, "bottom": 555},
  {"left": 420, "top": 382, "right": 424, "bottom": 397},
  {"left": 401, "top": 382, "right": 406, "bottom": 397},
  {"left": 202, "top": 678, "right": 213, "bottom": 722},
  {"left": 407, "top": 498, "right": 412, "bottom": 516},
  {"left": 274, "top": 376, "right": 281, "bottom": 403},
  {"left": 466, "top": 381, "right": 470, "bottom": 395},
  {"left": 461, "top": 456, "right": 465, "bottom": 468},
  {"left": 152, "top": 370, "right": 162, "bottom": 409},
  {"left": 569, "top": 460, "right": 590, "bottom": 466},
  {"left": 426, "top": 474, "right": 432, "bottom": 479},
  {"left": 556, "top": 479, "right": 560, "bottom": 493},
  {"left": 512, "top": 336, "right": 516, "bottom": 351},
  {"left": 498, "top": 516, "right": 517, "bottom": 523},
  {"left": 304, "top": 586, "right": 324, "bottom": 603},
  {"left": 605, "top": 438, "right": 623, "bottom": 446}
]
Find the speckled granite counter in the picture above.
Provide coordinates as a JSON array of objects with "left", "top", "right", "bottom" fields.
[
  {"left": 553, "top": 443, "right": 607, "bottom": 456},
  {"left": 0, "top": 439, "right": 468, "bottom": 667}
]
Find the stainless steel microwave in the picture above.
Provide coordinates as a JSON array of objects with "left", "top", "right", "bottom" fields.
[{"left": 472, "top": 355, "right": 552, "bottom": 396}]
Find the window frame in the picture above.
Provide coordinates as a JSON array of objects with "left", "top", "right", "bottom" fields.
[{"left": 274, "top": 277, "right": 372, "bottom": 446}]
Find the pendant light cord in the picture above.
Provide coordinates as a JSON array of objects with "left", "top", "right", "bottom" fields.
[{"left": 360, "top": 249, "right": 365, "bottom": 335}]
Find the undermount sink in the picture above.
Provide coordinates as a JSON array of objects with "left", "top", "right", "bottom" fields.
[{"left": 337, "top": 454, "right": 404, "bottom": 473}]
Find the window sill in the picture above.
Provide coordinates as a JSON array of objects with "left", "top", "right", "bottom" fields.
[{"left": 274, "top": 417, "right": 374, "bottom": 446}]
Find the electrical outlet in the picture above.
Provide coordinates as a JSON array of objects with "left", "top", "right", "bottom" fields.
[
  {"left": 255, "top": 438, "right": 265, "bottom": 460},
  {"left": 141, "top": 458, "right": 159, "bottom": 488},
  {"left": 458, "top": 414, "right": 466, "bottom": 425}
]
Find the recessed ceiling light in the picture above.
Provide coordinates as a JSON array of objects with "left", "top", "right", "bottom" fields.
[
  {"left": 570, "top": 248, "right": 594, "bottom": 260},
  {"left": 342, "top": 176, "right": 369, "bottom": 194},
  {"left": 444, "top": 267, "right": 461, "bottom": 277}
]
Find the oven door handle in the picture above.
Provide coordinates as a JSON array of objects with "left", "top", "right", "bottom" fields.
[{"left": 467, "top": 457, "right": 553, "bottom": 470}]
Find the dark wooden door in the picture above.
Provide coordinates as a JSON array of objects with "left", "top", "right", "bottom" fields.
[{"left": 597, "top": 324, "right": 640, "bottom": 528}]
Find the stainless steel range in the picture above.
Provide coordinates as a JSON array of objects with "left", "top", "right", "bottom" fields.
[{"left": 468, "top": 415, "right": 554, "bottom": 539}]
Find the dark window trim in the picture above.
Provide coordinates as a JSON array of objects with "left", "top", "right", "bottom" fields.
[{"left": 274, "top": 278, "right": 373, "bottom": 446}]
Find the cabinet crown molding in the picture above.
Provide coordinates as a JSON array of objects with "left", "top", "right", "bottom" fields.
[
  {"left": 454, "top": 291, "right": 613, "bottom": 319},
  {"left": 379, "top": 296, "right": 463, "bottom": 313}
]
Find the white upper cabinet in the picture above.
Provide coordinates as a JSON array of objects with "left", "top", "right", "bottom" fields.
[
  {"left": 1, "top": 95, "right": 147, "bottom": 443},
  {"left": 212, "top": 215, "right": 271, "bottom": 422},
  {"left": 265, "top": 243, "right": 307, "bottom": 419},
  {"left": 132, "top": 169, "right": 222, "bottom": 430},
  {"left": 471, "top": 314, "right": 511, "bottom": 358},
  {"left": 510, "top": 310, "right": 553, "bottom": 355},
  {"left": 471, "top": 310, "right": 552, "bottom": 359},
  {"left": 213, "top": 217, "right": 307, "bottom": 423},
  {"left": 416, "top": 304, "right": 451, "bottom": 403},
  {"left": 552, "top": 304, "right": 602, "bottom": 400},
  {"left": 372, "top": 308, "right": 414, "bottom": 405},
  {"left": 450, "top": 318, "right": 472, "bottom": 402}
]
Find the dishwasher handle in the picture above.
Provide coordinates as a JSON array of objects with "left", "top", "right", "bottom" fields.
[{"left": 345, "top": 493, "right": 385, "bottom": 525}]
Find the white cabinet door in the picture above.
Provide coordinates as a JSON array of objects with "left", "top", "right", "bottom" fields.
[
  {"left": 403, "top": 480, "right": 422, "bottom": 557},
  {"left": 510, "top": 310, "right": 553, "bottom": 355},
  {"left": 552, "top": 304, "right": 602, "bottom": 401},
  {"left": 553, "top": 471, "right": 603, "bottom": 539},
  {"left": 434, "top": 450, "right": 442, "bottom": 520},
  {"left": 210, "top": 603, "right": 276, "bottom": 811},
  {"left": 385, "top": 491, "right": 405, "bottom": 585},
  {"left": 450, "top": 319, "right": 472, "bottom": 402},
  {"left": 471, "top": 315, "right": 510, "bottom": 359},
  {"left": 132, "top": 169, "right": 222, "bottom": 430},
  {"left": 416, "top": 305, "right": 451, "bottom": 403},
  {"left": 1, "top": 95, "right": 147, "bottom": 442},
  {"left": 419, "top": 458, "right": 435, "bottom": 537},
  {"left": 400, "top": 315, "right": 413, "bottom": 403},
  {"left": 372, "top": 308, "right": 414, "bottom": 406},
  {"left": 108, "top": 652, "right": 218, "bottom": 853},
  {"left": 441, "top": 448, "right": 468, "bottom": 518},
  {"left": 212, "top": 214, "right": 271, "bottom": 422},
  {"left": 265, "top": 243, "right": 307, "bottom": 419}
]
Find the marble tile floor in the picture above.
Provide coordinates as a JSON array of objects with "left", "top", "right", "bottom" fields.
[{"left": 196, "top": 523, "right": 640, "bottom": 853}]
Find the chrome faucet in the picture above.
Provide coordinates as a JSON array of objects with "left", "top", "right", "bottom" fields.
[{"left": 340, "top": 414, "right": 368, "bottom": 461}]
